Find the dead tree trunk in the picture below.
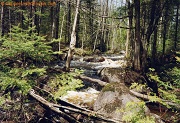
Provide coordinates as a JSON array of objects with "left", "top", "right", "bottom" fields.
[{"left": 65, "top": 0, "right": 80, "bottom": 71}]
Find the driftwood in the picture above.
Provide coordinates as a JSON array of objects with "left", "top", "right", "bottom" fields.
[{"left": 29, "top": 89, "right": 121, "bottom": 123}]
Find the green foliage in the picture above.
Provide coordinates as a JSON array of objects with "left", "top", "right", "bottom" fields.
[
  {"left": 0, "top": 25, "right": 52, "bottom": 63},
  {"left": 147, "top": 65, "right": 180, "bottom": 107},
  {"left": 149, "top": 74, "right": 173, "bottom": 90},
  {"left": 0, "top": 25, "right": 52, "bottom": 97},
  {"left": 48, "top": 69, "right": 84, "bottom": 99},
  {"left": 130, "top": 83, "right": 146, "bottom": 92},
  {"left": 122, "top": 101, "right": 155, "bottom": 123},
  {"left": 0, "top": 96, "right": 6, "bottom": 106},
  {"left": 168, "top": 67, "right": 180, "bottom": 88},
  {"left": 0, "top": 67, "right": 46, "bottom": 95}
]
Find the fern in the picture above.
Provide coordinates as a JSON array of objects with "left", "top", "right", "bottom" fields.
[
  {"left": 122, "top": 101, "right": 155, "bottom": 123},
  {"left": 48, "top": 70, "right": 84, "bottom": 99}
]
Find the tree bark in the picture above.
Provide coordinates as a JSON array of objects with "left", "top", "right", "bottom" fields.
[
  {"left": 50, "top": 0, "right": 55, "bottom": 39},
  {"left": 174, "top": 3, "right": 179, "bottom": 50},
  {"left": 133, "top": 0, "right": 141, "bottom": 72},
  {"left": 162, "top": 1, "right": 169, "bottom": 57},
  {"left": 65, "top": 0, "right": 71, "bottom": 44},
  {"left": 126, "top": 0, "right": 133, "bottom": 58},
  {"left": 0, "top": 5, "right": 4, "bottom": 37},
  {"left": 151, "top": 27, "right": 158, "bottom": 66},
  {"left": 55, "top": 1, "right": 60, "bottom": 39},
  {"left": 65, "top": 0, "right": 80, "bottom": 71}
]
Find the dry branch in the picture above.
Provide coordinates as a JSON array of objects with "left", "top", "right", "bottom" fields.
[
  {"left": 29, "top": 89, "right": 80, "bottom": 123},
  {"left": 77, "top": 75, "right": 107, "bottom": 86},
  {"left": 29, "top": 89, "right": 121, "bottom": 123},
  {"left": 53, "top": 104, "right": 122, "bottom": 123},
  {"left": 130, "top": 90, "right": 180, "bottom": 109}
]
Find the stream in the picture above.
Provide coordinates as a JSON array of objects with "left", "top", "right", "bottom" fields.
[
  {"left": 60, "top": 53, "right": 126, "bottom": 108},
  {"left": 58, "top": 53, "right": 179, "bottom": 123}
]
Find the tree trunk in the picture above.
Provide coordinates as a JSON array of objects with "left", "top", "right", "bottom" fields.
[
  {"left": 151, "top": 26, "right": 158, "bottom": 66},
  {"left": 59, "top": 11, "right": 66, "bottom": 51},
  {"left": 174, "top": 3, "right": 179, "bottom": 50},
  {"left": 0, "top": 5, "right": 4, "bottom": 37},
  {"left": 75, "top": 10, "right": 80, "bottom": 48},
  {"left": 50, "top": 0, "right": 55, "bottom": 39},
  {"left": 133, "top": 0, "right": 141, "bottom": 72},
  {"left": 65, "top": 0, "right": 71, "bottom": 44},
  {"left": 65, "top": 0, "right": 80, "bottom": 71},
  {"left": 8, "top": 7, "right": 11, "bottom": 39},
  {"left": 162, "top": 7, "right": 168, "bottom": 57},
  {"left": 34, "top": 3, "right": 39, "bottom": 35},
  {"left": 38, "top": 5, "right": 44, "bottom": 35},
  {"left": 126, "top": 0, "right": 133, "bottom": 58},
  {"left": 54, "top": 1, "right": 60, "bottom": 39}
]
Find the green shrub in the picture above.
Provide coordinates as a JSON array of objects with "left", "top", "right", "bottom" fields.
[
  {"left": 122, "top": 101, "right": 155, "bottom": 123},
  {"left": 48, "top": 69, "right": 84, "bottom": 99}
]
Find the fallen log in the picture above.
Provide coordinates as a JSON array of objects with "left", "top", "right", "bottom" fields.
[
  {"left": 53, "top": 104, "right": 122, "bottom": 123},
  {"left": 77, "top": 75, "right": 180, "bottom": 110},
  {"left": 130, "top": 90, "right": 180, "bottom": 109},
  {"left": 77, "top": 75, "right": 107, "bottom": 86},
  {"left": 29, "top": 89, "right": 80, "bottom": 123},
  {"left": 29, "top": 89, "right": 121, "bottom": 123}
]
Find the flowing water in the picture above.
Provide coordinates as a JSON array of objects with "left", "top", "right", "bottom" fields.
[{"left": 60, "top": 54, "right": 126, "bottom": 108}]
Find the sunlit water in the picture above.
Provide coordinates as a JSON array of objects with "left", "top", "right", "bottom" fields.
[{"left": 60, "top": 54, "right": 126, "bottom": 107}]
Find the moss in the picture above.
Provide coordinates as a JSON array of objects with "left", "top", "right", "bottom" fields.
[
  {"left": 102, "top": 82, "right": 129, "bottom": 94},
  {"left": 104, "top": 97, "right": 122, "bottom": 113},
  {"left": 102, "top": 83, "right": 115, "bottom": 92}
]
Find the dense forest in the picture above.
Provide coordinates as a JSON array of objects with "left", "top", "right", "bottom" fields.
[{"left": 0, "top": 0, "right": 180, "bottom": 123}]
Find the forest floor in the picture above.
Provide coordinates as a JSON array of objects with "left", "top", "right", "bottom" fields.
[{"left": 0, "top": 50, "right": 180, "bottom": 123}]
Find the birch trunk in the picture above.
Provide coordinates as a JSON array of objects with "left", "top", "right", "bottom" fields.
[{"left": 65, "top": 0, "right": 80, "bottom": 71}]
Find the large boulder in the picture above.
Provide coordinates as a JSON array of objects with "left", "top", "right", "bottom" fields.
[
  {"left": 98, "top": 67, "right": 125, "bottom": 83},
  {"left": 93, "top": 82, "right": 150, "bottom": 121},
  {"left": 94, "top": 68, "right": 164, "bottom": 123},
  {"left": 98, "top": 67, "right": 146, "bottom": 86}
]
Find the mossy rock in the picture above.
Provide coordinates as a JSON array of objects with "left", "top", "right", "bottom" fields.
[
  {"left": 102, "top": 82, "right": 129, "bottom": 94},
  {"left": 102, "top": 83, "right": 115, "bottom": 92}
]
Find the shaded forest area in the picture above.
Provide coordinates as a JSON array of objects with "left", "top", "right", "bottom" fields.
[{"left": 0, "top": 0, "right": 180, "bottom": 123}]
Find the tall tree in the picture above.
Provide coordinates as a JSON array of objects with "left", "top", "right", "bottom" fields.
[
  {"left": 162, "top": 1, "right": 169, "bottom": 57},
  {"left": 66, "top": 0, "right": 80, "bottom": 70},
  {"left": 0, "top": 4, "right": 4, "bottom": 37},
  {"left": 54, "top": 1, "right": 60, "bottom": 39},
  {"left": 133, "top": 0, "right": 141, "bottom": 71},
  {"left": 65, "top": 0, "right": 71, "bottom": 44},
  {"left": 174, "top": 2, "right": 179, "bottom": 50},
  {"left": 126, "top": 0, "right": 133, "bottom": 58}
]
